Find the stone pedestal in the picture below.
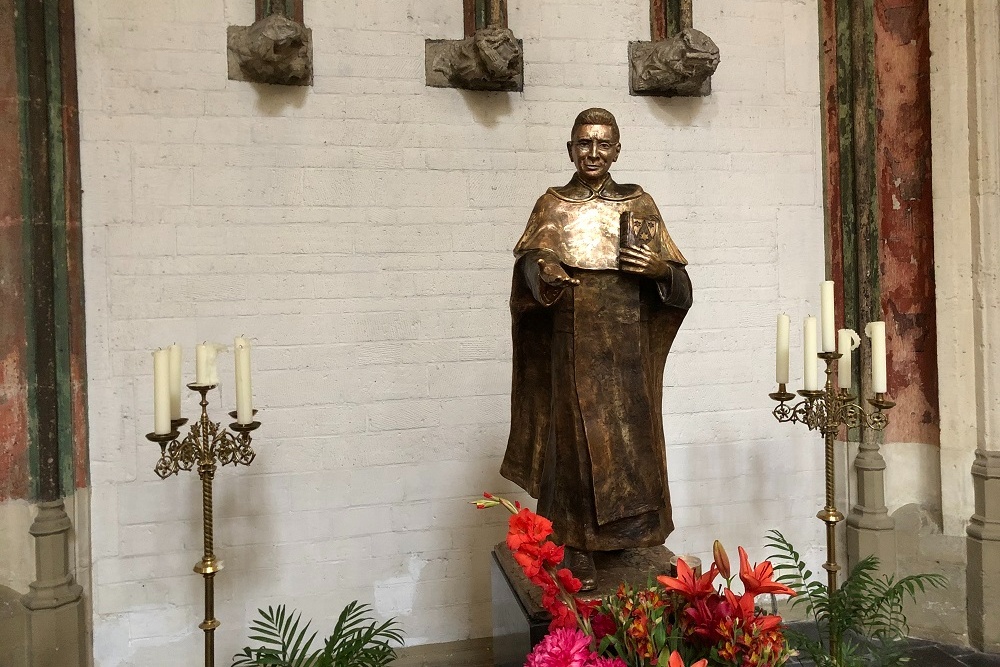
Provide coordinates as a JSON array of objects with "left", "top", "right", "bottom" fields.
[
  {"left": 20, "top": 500, "right": 87, "bottom": 667},
  {"left": 847, "top": 440, "right": 896, "bottom": 577},
  {"left": 490, "top": 543, "right": 675, "bottom": 667},
  {"left": 968, "top": 450, "right": 1000, "bottom": 653}
]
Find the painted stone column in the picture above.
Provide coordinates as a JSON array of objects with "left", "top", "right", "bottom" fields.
[
  {"left": 820, "top": 0, "right": 938, "bottom": 576},
  {"left": 1, "top": 0, "right": 90, "bottom": 663},
  {"left": 966, "top": 0, "right": 1000, "bottom": 653}
]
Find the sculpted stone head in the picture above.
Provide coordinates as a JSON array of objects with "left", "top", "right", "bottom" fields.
[
  {"left": 567, "top": 108, "right": 621, "bottom": 188},
  {"left": 472, "top": 26, "right": 522, "bottom": 77}
]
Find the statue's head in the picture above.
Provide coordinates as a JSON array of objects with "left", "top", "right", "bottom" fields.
[{"left": 567, "top": 108, "right": 621, "bottom": 186}]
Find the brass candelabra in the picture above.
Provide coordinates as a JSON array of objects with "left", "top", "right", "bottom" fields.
[
  {"left": 770, "top": 351, "right": 894, "bottom": 661},
  {"left": 146, "top": 383, "right": 260, "bottom": 667}
]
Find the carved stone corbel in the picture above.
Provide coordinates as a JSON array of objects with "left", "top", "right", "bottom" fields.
[
  {"left": 425, "top": 0, "right": 523, "bottom": 92},
  {"left": 629, "top": 0, "right": 720, "bottom": 97},
  {"left": 228, "top": 0, "right": 313, "bottom": 86}
]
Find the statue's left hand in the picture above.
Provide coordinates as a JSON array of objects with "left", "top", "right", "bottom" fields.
[{"left": 620, "top": 244, "right": 670, "bottom": 279}]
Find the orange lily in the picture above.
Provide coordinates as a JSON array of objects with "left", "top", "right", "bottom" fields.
[
  {"left": 738, "top": 546, "right": 797, "bottom": 597},
  {"left": 668, "top": 651, "right": 708, "bottom": 667},
  {"left": 657, "top": 557, "right": 718, "bottom": 601}
]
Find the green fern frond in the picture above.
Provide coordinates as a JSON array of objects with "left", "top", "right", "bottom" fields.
[
  {"left": 323, "top": 601, "right": 403, "bottom": 667},
  {"left": 232, "top": 605, "right": 320, "bottom": 667},
  {"left": 233, "top": 600, "right": 404, "bottom": 667},
  {"left": 765, "top": 530, "right": 948, "bottom": 667}
]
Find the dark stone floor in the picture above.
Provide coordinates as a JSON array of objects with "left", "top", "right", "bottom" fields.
[
  {"left": 782, "top": 622, "right": 1000, "bottom": 666},
  {"left": 786, "top": 642, "right": 1000, "bottom": 666}
]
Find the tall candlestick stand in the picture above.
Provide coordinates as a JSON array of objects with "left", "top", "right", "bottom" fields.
[
  {"left": 769, "top": 351, "right": 894, "bottom": 662},
  {"left": 146, "top": 383, "right": 260, "bottom": 667}
]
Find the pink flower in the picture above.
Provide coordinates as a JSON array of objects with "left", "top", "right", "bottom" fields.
[
  {"left": 585, "top": 656, "right": 628, "bottom": 667},
  {"left": 525, "top": 628, "right": 591, "bottom": 667}
]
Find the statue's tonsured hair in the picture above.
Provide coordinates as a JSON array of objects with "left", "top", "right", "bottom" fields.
[{"left": 571, "top": 108, "right": 620, "bottom": 142}]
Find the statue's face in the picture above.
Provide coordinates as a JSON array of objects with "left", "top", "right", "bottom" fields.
[{"left": 567, "top": 124, "right": 620, "bottom": 186}]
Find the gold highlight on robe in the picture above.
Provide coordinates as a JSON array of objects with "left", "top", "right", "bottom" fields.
[
  {"left": 146, "top": 337, "right": 261, "bottom": 667},
  {"left": 770, "top": 283, "right": 894, "bottom": 663}
]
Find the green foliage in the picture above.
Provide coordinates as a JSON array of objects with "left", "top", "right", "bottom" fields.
[
  {"left": 232, "top": 601, "right": 403, "bottom": 667},
  {"left": 596, "top": 579, "right": 684, "bottom": 667},
  {"left": 765, "top": 530, "right": 946, "bottom": 667}
]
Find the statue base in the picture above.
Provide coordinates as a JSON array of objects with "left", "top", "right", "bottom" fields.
[{"left": 490, "top": 542, "right": 675, "bottom": 667}]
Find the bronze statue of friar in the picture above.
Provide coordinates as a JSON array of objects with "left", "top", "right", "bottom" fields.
[{"left": 501, "top": 108, "right": 692, "bottom": 590}]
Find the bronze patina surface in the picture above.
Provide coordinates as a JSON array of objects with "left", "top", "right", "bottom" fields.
[{"left": 501, "top": 109, "right": 691, "bottom": 589}]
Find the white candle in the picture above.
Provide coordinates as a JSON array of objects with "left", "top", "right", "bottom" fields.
[
  {"left": 207, "top": 344, "right": 219, "bottom": 385},
  {"left": 153, "top": 348, "right": 171, "bottom": 435},
  {"left": 837, "top": 329, "right": 861, "bottom": 389},
  {"left": 865, "top": 321, "right": 887, "bottom": 393},
  {"left": 803, "top": 316, "right": 818, "bottom": 391},
  {"left": 168, "top": 343, "right": 182, "bottom": 420},
  {"left": 775, "top": 313, "right": 790, "bottom": 384},
  {"left": 234, "top": 336, "right": 253, "bottom": 424},
  {"left": 195, "top": 343, "right": 219, "bottom": 385},
  {"left": 820, "top": 281, "right": 836, "bottom": 352},
  {"left": 196, "top": 343, "right": 210, "bottom": 385}
]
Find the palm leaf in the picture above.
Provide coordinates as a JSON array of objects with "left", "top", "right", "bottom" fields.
[
  {"left": 232, "top": 605, "right": 320, "bottom": 667},
  {"left": 322, "top": 601, "right": 403, "bottom": 667}
]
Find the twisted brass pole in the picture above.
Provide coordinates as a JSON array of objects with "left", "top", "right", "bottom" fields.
[
  {"left": 191, "top": 387, "right": 222, "bottom": 667},
  {"left": 818, "top": 353, "right": 844, "bottom": 664}
]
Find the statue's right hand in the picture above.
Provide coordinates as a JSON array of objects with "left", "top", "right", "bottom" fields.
[{"left": 537, "top": 257, "right": 580, "bottom": 288}]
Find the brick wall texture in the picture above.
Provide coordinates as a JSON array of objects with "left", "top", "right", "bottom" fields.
[{"left": 77, "top": 0, "right": 828, "bottom": 663}]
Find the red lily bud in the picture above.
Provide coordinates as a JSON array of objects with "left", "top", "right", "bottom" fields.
[
  {"left": 713, "top": 540, "right": 731, "bottom": 579},
  {"left": 483, "top": 491, "right": 495, "bottom": 499}
]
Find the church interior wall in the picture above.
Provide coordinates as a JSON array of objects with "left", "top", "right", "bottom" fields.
[{"left": 74, "top": 0, "right": 829, "bottom": 663}]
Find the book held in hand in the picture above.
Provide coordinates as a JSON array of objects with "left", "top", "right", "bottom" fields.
[{"left": 619, "top": 211, "right": 661, "bottom": 267}]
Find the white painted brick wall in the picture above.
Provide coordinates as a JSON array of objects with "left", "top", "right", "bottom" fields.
[{"left": 77, "top": 0, "right": 827, "bottom": 663}]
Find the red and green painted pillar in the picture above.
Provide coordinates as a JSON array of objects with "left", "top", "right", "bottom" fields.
[
  {"left": 0, "top": 0, "right": 87, "bottom": 505},
  {"left": 820, "top": 0, "right": 938, "bottom": 568},
  {"left": 463, "top": 0, "right": 508, "bottom": 35}
]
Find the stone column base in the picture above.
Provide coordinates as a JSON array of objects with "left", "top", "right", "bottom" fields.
[
  {"left": 15, "top": 500, "right": 89, "bottom": 667},
  {"left": 968, "top": 450, "right": 1000, "bottom": 653},
  {"left": 0, "top": 585, "right": 29, "bottom": 667},
  {"left": 25, "top": 597, "right": 88, "bottom": 667},
  {"left": 847, "top": 442, "right": 897, "bottom": 576},
  {"left": 846, "top": 518, "right": 896, "bottom": 574}
]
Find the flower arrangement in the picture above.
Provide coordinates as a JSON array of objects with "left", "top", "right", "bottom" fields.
[{"left": 478, "top": 493, "right": 794, "bottom": 667}]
